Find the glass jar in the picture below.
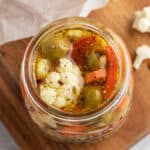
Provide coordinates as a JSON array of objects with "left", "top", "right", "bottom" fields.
[{"left": 20, "top": 17, "right": 133, "bottom": 143}]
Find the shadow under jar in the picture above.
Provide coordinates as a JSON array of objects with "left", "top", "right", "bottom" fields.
[{"left": 20, "top": 17, "right": 133, "bottom": 143}]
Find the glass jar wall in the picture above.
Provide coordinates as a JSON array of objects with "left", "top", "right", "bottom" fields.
[{"left": 20, "top": 17, "right": 133, "bottom": 142}]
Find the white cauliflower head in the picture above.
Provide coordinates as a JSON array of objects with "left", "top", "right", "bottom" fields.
[{"left": 39, "top": 58, "right": 84, "bottom": 108}]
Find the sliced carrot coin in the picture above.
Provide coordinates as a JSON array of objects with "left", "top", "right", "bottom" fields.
[{"left": 85, "top": 69, "right": 106, "bottom": 84}]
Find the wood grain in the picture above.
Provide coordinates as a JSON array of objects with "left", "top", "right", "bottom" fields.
[{"left": 0, "top": 0, "right": 150, "bottom": 150}]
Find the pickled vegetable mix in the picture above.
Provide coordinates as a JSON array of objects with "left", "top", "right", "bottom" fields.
[{"left": 34, "top": 28, "right": 120, "bottom": 114}]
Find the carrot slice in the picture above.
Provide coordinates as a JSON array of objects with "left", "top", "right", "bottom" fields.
[
  {"left": 103, "top": 46, "right": 118, "bottom": 99},
  {"left": 85, "top": 69, "right": 106, "bottom": 84}
]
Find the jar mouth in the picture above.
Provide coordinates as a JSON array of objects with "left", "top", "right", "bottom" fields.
[{"left": 21, "top": 17, "right": 130, "bottom": 122}]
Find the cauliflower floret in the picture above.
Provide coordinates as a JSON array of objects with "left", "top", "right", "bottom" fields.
[
  {"left": 35, "top": 58, "right": 50, "bottom": 79},
  {"left": 54, "top": 97, "right": 66, "bottom": 108},
  {"left": 143, "top": 6, "right": 150, "bottom": 18},
  {"left": 60, "top": 72, "right": 84, "bottom": 88},
  {"left": 57, "top": 58, "right": 73, "bottom": 72},
  {"left": 60, "top": 72, "right": 79, "bottom": 85},
  {"left": 71, "top": 65, "right": 82, "bottom": 75},
  {"left": 133, "top": 6, "right": 150, "bottom": 33},
  {"left": 134, "top": 45, "right": 150, "bottom": 70},
  {"left": 57, "top": 58, "right": 82, "bottom": 75},
  {"left": 57, "top": 84, "right": 81, "bottom": 103},
  {"left": 40, "top": 85, "right": 56, "bottom": 105},
  {"left": 57, "top": 85, "right": 74, "bottom": 101},
  {"left": 46, "top": 72, "right": 61, "bottom": 88},
  {"left": 39, "top": 58, "right": 84, "bottom": 109},
  {"left": 66, "top": 29, "right": 83, "bottom": 39}
]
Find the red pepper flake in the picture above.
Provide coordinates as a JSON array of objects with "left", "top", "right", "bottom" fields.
[
  {"left": 71, "top": 36, "right": 96, "bottom": 65},
  {"left": 103, "top": 46, "right": 118, "bottom": 99}
]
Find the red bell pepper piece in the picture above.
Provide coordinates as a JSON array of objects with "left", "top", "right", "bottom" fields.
[
  {"left": 71, "top": 36, "right": 96, "bottom": 65},
  {"left": 103, "top": 46, "right": 118, "bottom": 99}
]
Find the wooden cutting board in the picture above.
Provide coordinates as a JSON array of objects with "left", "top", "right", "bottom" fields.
[{"left": 0, "top": 0, "right": 150, "bottom": 150}]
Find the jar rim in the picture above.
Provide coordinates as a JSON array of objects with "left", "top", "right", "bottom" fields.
[{"left": 21, "top": 17, "right": 131, "bottom": 123}]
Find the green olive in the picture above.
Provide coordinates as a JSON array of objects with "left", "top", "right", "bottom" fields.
[
  {"left": 86, "top": 52, "right": 100, "bottom": 70},
  {"left": 87, "top": 52, "right": 107, "bottom": 70},
  {"left": 81, "top": 86, "right": 103, "bottom": 109},
  {"left": 40, "top": 37, "right": 72, "bottom": 60}
]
